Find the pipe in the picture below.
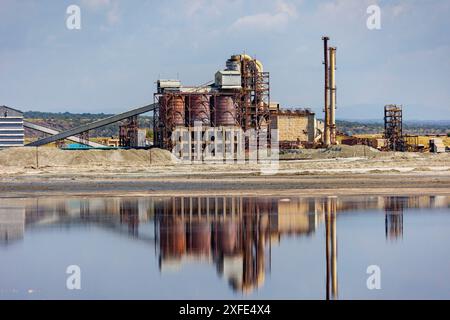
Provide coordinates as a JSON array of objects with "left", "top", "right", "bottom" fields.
[
  {"left": 233, "top": 54, "right": 263, "bottom": 72},
  {"left": 329, "top": 47, "right": 337, "bottom": 145},
  {"left": 322, "top": 36, "right": 330, "bottom": 146}
]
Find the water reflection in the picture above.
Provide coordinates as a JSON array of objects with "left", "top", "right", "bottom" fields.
[
  {"left": 0, "top": 194, "right": 449, "bottom": 297},
  {"left": 325, "top": 197, "right": 338, "bottom": 300},
  {"left": 384, "top": 196, "right": 406, "bottom": 241}
]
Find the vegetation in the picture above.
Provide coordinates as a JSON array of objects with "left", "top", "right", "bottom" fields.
[
  {"left": 23, "top": 111, "right": 447, "bottom": 139},
  {"left": 24, "top": 111, "right": 153, "bottom": 139},
  {"left": 336, "top": 120, "right": 449, "bottom": 136}
]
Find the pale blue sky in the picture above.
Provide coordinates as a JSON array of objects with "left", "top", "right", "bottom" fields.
[{"left": 1, "top": 0, "right": 449, "bottom": 120}]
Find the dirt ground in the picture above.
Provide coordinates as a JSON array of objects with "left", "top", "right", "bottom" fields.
[{"left": 0, "top": 146, "right": 449, "bottom": 197}]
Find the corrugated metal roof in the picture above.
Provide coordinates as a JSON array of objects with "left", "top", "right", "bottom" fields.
[{"left": 0, "top": 105, "right": 24, "bottom": 116}]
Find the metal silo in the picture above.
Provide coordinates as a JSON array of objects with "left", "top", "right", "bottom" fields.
[
  {"left": 188, "top": 94, "right": 211, "bottom": 126},
  {"left": 169, "top": 95, "right": 185, "bottom": 127},
  {"left": 215, "top": 95, "right": 237, "bottom": 127}
]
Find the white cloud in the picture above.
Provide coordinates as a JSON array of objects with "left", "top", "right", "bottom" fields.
[
  {"left": 183, "top": 0, "right": 235, "bottom": 18},
  {"left": 81, "top": 0, "right": 112, "bottom": 10},
  {"left": 106, "top": 1, "right": 120, "bottom": 25},
  {"left": 81, "top": 0, "right": 120, "bottom": 26},
  {"left": 230, "top": 0, "right": 298, "bottom": 31}
]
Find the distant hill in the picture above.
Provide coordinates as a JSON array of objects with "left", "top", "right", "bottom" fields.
[
  {"left": 335, "top": 119, "right": 449, "bottom": 136},
  {"left": 24, "top": 111, "right": 153, "bottom": 139},
  {"left": 23, "top": 111, "right": 448, "bottom": 139}
]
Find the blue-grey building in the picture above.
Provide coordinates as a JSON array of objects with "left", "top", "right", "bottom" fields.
[{"left": 0, "top": 106, "right": 24, "bottom": 147}]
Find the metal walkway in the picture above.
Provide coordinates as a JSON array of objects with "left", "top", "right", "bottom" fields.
[
  {"left": 23, "top": 121, "right": 105, "bottom": 148},
  {"left": 26, "top": 103, "right": 157, "bottom": 147}
]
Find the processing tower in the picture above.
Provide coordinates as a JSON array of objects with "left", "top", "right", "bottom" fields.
[{"left": 153, "top": 54, "right": 270, "bottom": 158}]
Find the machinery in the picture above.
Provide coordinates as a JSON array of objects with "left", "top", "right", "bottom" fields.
[
  {"left": 384, "top": 104, "right": 405, "bottom": 151},
  {"left": 153, "top": 54, "right": 271, "bottom": 156}
]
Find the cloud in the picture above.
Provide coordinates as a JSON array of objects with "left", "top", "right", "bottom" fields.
[
  {"left": 81, "top": 0, "right": 120, "bottom": 26},
  {"left": 183, "top": 0, "right": 236, "bottom": 18},
  {"left": 81, "top": 0, "right": 112, "bottom": 10},
  {"left": 106, "top": 1, "right": 120, "bottom": 25},
  {"left": 230, "top": 0, "right": 298, "bottom": 31}
]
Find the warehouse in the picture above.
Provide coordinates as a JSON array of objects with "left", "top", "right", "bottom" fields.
[
  {"left": 0, "top": 106, "right": 24, "bottom": 148},
  {"left": 270, "top": 105, "right": 324, "bottom": 148}
]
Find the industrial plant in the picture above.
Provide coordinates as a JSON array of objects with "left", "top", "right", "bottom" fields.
[{"left": 0, "top": 36, "right": 447, "bottom": 156}]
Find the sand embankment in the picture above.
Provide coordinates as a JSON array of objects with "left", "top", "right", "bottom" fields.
[
  {"left": 0, "top": 147, "right": 176, "bottom": 168},
  {"left": 0, "top": 146, "right": 449, "bottom": 197}
]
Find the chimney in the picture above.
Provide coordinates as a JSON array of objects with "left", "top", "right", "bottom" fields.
[
  {"left": 329, "top": 47, "right": 337, "bottom": 145},
  {"left": 322, "top": 36, "right": 330, "bottom": 146}
]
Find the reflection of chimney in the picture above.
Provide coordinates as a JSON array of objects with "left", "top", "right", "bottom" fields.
[
  {"left": 325, "top": 197, "right": 338, "bottom": 300},
  {"left": 329, "top": 47, "right": 337, "bottom": 145}
]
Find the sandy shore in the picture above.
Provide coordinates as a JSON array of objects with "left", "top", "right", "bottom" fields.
[
  {"left": 1, "top": 163, "right": 449, "bottom": 198},
  {"left": 1, "top": 147, "right": 449, "bottom": 197}
]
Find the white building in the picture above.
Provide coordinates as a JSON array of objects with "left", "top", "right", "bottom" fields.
[{"left": 0, "top": 106, "right": 24, "bottom": 147}]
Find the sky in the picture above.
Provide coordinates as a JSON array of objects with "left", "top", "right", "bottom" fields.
[{"left": 1, "top": 0, "right": 449, "bottom": 120}]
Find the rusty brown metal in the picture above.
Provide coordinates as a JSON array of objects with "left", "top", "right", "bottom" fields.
[
  {"left": 119, "top": 116, "right": 138, "bottom": 147},
  {"left": 384, "top": 104, "right": 405, "bottom": 151},
  {"left": 170, "top": 95, "right": 185, "bottom": 127},
  {"left": 188, "top": 221, "right": 211, "bottom": 255},
  {"left": 215, "top": 95, "right": 237, "bottom": 126},
  {"left": 188, "top": 94, "right": 211, "bottom": 126}
]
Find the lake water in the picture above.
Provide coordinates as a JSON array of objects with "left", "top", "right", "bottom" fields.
[{"left": 0, "top": 194, "right": 449, "bottom": 300}]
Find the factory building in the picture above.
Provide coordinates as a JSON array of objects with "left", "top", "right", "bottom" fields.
[
  {"left": 0, "top": 106, "right": 24, "bottom": 148},
  {"left": 270, "top": 105, "right": 324, "bottom": 148},
  {"left": 153, "top": 54, "right": 329, "bottom": 155},
  {"left": 154, "top": 54, "right": 270, "bottom": 158}
]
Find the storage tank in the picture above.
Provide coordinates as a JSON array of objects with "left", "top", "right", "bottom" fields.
[
  {"left": 159, "top": 219, "right": 186, "bottom": 257},
  {"left": 189, "top": 95, "right": 211, "bottom": 126},
  {"left": 188, "top": 221, "right": 211, "bottom": 255},
  {"left": 216, "top": 221, "right": 238, "bottom": 255},
  {"left": 215, "top": 96, "right": 237, "bottom": 126},
  {"left": 167, "top": 95, "right": 185, "bottom": 127}
]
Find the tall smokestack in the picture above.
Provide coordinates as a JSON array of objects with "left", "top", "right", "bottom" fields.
[
  {"left": 329, "top": 47, "right": 337, "bottom": 145},
  {"left": 322, "top": 36, "right": 330, "bottom": 146}
]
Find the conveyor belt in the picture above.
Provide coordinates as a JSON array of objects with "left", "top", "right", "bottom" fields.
[
  {"left": 23, "top": 121, "right": 105, "bottom": 147},
  {"left": 26, "top": 103, "right": 157, "bottom": 147}
]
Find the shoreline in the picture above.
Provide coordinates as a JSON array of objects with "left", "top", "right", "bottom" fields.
[
  {"left": 1, "top": 151, "right": 449, "bottom": 198},
  {"left": 1, "top": 172, "right": 450, "bottom": 198}
]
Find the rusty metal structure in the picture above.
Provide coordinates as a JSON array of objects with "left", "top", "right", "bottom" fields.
[
  {"left": 153, "top": 54, "right": 270, "bottom": 155},
  {"left": 384, "top": 104, "right": 405, "bottom": 151},
  {"left": 119, "top": 116, "right": 139, "bottom": 147},
  {"left": 240, "top": 57, "right": 270, "bottom": 131}
]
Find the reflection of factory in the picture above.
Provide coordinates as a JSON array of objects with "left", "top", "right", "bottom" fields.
[
  {"left": 1, "top": 195, "right": 449, "bottom": 295},
  {"left": 0, "top": 199, "right": 25, "bottom": 243},
  {"left": 155, "top": 197, "right": 319, "bottom": 293},
  {"left": 384, "top": 196, "right": 406, "bottom": 240}
]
